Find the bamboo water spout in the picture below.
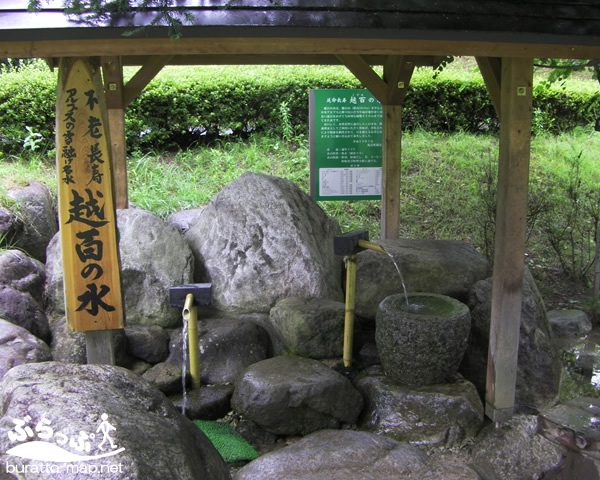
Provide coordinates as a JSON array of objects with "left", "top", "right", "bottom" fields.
[
  {"left": 169, "top": 284, "right": 212, "bottom": 394},
  {"left": 183, "top": 293, "right": 201, "bottom": 390},
  {"left": 334, "top": 231, "right": 390, "bottom": 368}
]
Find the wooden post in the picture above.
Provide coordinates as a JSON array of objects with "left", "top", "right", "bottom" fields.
[
  {"left": 485, "top": 57, "right": 533, "bottom": 422},
  {"left": 337, "top": 55, "right": 413, "bottom": 239},
  {"left": 56, "top": 57, "right": 124, "bottom": 365},
  {"left": 381, "top": 104, "right": 403, "bottom": 239},
  {"left": 102, "top": 56, "right": 128, "bottom": 210},
  {"left": 86, "top": 330, "right": 116, "bottom": 365}
]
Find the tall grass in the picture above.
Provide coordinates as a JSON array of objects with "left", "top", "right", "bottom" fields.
[{"left": 3, "top": 129, "right": 599, "bottom": 250}]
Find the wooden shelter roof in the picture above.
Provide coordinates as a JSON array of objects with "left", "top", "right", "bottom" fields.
[{"left": 1, "top": 1, "right": 599, "bottom": 62}]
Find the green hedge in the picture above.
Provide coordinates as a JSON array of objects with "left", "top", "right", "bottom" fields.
[{"left": 0, "top": 64, "right": 598, "bottom": 154}]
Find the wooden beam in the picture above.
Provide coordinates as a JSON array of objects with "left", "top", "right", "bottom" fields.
[
  {"left": 122, "top": 55, "right": 173, "bottom": 107},
  {"left": 337, "top": 54, "right": 388, "bottom": 104},
  {"left": 119, "top": 53, "right": 448, "bottom": 67},
  {"left": 102, "top": 56, "right": 128, "bottom": 210},
  {"left": 3, "top": 37, "right": 599, "bottom": 61},
  {"left": 485, "top": 57, "right": 533, "bottom": 423},
  {"left": 477, "top": 57, "right": 502, "bottom": 119}
]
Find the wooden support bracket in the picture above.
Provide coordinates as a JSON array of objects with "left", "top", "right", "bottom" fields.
[
  {"left": 477, "top": 57, "right": 502, "bottom": 120},
  {"left": 123, "top": 55, "right": 173, "bottom": 106}
]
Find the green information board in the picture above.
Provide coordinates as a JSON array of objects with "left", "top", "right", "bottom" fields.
[{"left": 309, "top": 89, "right": 383, "bottom": 201}]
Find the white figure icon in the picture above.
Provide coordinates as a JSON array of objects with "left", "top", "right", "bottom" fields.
[{"left": 96, "top": 413, "right": 117, "bottom": 450}]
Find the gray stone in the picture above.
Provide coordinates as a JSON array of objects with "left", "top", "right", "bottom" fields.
[
  {"left": 235, "top": 429, "right": 430, "bottom": 480},
  {"left": 0, "top": 284, "right": 49, "bottom": 342},
  {"left": 470, "top": 415, "right": 565, "bottom": 480},
  {"left": 269, "top": 297, "right": 355, "bottom": 358},
  {"left": 46, "top": 208, "right": 194, "bottom": 327},
  {"left": 0, "top": 206, "right": 21, "bottom": 247},
  {"left": 231, "top": 355, "right": 364, "bottom": 436},
  {"left": 185, "top": 172, "right": 343, "bottom": 313},
  {"left": 7, "top": 181, "right": 57, "bottom": 262},
  {"left": 0, "top": 249, "right": 45, "bottom": 305},
  {"left": 124, "top": 325, "right": 169, "bottom": 364},
  {"left": 43, "top": 233, "right": 65, "bottom": 314},
  {"left": 460, "top": 267, "right": 562, "bottom": 413},
  {"left": 376, "top": 293, "right": 471, "bottom": 386},
  {"left": 167, "top": 207, "right": 204, "bottom": 233},
  {"left": 0, "top": 318, "right": 51, "bottom": 379},
  {"left": 548, "top": 308, "right": 592, "bottom": 337},
  {"left": 142, "top": 362, "right": 183, "bottom": 394},
  {"left": 167, "top": 311, "right": 270, "bottom": 385},
  {"left": 170, "top": 384, "right": 234, "bottom": 420},
  {"left": 0, "top": 250, "right": 49, "bottom": 342},
  {"left": 0, "top": 362, "right": 229, "bottom": 480},
  {"left": 356, "top": 366, "right": 484, "bottom": 447},
  {"left": 355, "top": 239, "right": 489, "bottom": 320},
  {"left": 49, "top": 316, "right": 86, "bottom": 364},
  {"left": 48, "top": 316, "right": 127, "bottom": 366},
  {"left": 121, "top": 357, "right": 153, "bottom": 376}
]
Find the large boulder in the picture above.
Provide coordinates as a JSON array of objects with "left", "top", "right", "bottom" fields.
[
  {"left": 355, "top": 239, "right": 489, "bottom": 320},
  {"left": 185, "top": 172, "right": 343, "bottom": 313},
  {"left": 0, "top": 362, "right": 229, "bottom": 480},
  {"left": 0, "top": 318, "right": 51, "bottom": 380},
  {"left": 232, "top": 355, "right": 363, "bottom": 436},
  {"left": 235, "top": 429, "right": 481, "bottom": 480},
  {"left": 46, "top": 208, "right": 194, "bottom": 328},
  {"left": 459, "top": 267, "right": 562, "bottom": 413},
  {"left": 7, "top": 182, "right": 57, "bottom": 263}
]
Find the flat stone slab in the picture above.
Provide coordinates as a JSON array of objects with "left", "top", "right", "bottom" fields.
[
  {"left": 538, "top": 396, "right": 600, "bottom": 460},
  {"left": 356, "top": 366, "right": 484, "bottom": 447}
]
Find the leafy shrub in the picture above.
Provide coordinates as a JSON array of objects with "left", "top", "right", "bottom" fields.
[{"left": 0, "top": 63, "right": 598, "bottom": 154}]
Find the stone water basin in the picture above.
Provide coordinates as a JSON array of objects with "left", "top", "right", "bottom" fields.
[{"left": 375, "top": 292, "right": 471, "bottom": 386}]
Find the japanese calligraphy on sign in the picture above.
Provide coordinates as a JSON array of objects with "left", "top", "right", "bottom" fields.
[
  {"left": 309, "top": 89, "right": 383, "bottom": 201},
  {"left": 57, "top": 58, "right": 123, "bottom": 332}
]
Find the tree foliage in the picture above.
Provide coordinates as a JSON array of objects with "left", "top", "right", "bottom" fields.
[
  {"left": 535, "top": 58, "right": 600, "bottom": 87},
  {"left": 27, "top": 0, "right": 194, "bottom": 38}
]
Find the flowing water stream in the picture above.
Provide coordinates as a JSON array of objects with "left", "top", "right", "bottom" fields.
[
  {"left": 384, "top": 251, "right": 409, "bottom": 306},
  {"left": 181, "top": 316, "right": 189, "bottom": 415}
]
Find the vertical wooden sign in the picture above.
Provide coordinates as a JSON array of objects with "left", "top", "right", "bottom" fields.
[{"left": 56, "top": 57, "right": 124, "bottom": 332}]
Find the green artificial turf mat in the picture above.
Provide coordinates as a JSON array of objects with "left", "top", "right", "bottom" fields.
[{"left": 194, "top": 420, "right": 259, "bottom": 463}]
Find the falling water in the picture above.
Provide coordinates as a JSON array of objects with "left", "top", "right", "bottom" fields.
[
  {"left": 181, "top": 315, "right": 189, "bottom": 416},
  {"left": 386, "top": 251, "right": 409, "bottom": 306}
]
